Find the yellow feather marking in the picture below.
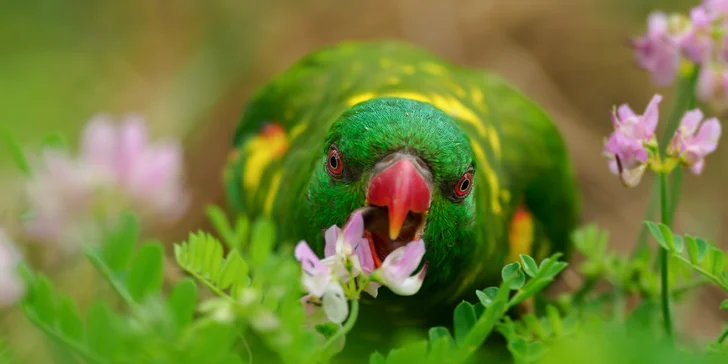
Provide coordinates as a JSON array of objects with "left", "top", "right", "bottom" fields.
[
  {"left": 508, "top": 206, "right": 534, "bottom": 263},
  {"left": 347, "top": 92, "right": 377, "bottom": 106},
  {"left": 242, "top": 125, "right": 288, "bottom": 195},
  {"left": 289, "top": 123, "right": 307, "bottom": 141},
  {"left": 471, "top": 87, "right": 484, "bottom": 105},
  {"left": 401, "top": 65, "right": 416, "bottom": 75},
  {"left": 429, "top": 95, "right": 487, "bottom": 138},
  {"left": 488, "top": 127, "right": 502, "bottom": 159},
  {"left": 499, "top": 189, "right": 511, "bottom": 204},
  {"left": 381, "top": 91, "right": 431, "bottom": 104},
  {"left": 421, "top": 62, "right": 446, "bottom": 75},
  {"left": 379, "top": 58, "right": 393, "bottom": 69},
  {"left": 386, "top": 76, "right": 400, "bottom": 85},
  {"left": 264, "top": 170, "right": 283, "bottom": 216},
  {"left": 471, "top": 142, "right": 502, "bottom": 214}
]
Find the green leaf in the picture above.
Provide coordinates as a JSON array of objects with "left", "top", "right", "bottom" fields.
[
  {"left": 57, "top": 297, "right": 83, "bottom": 341},
  {"left": 645, "top": 221, "right": 668, "bottom": 249},
  {"left": 475, "top": 287, "right": 499, "bottom": 308},
  {"left": 370, "top": 352, "right": 386, "bottom": 364},
  {"left": 508, "top": 337, "right": 528, "bottom": 360},
  {"left": 249, "top": 217, "right": 276, "bottom": 269},
  {"left": 384, "top": 340, "right": 428, "bottom": 363},
  {"left": 658, "top": 223, "right": 676, "bottom": 251},
  {"left": 710, "top": 247, "right": 724, "bottom": 276},
  {"left": 218, "top": 250, "right": 249, "bottom": 290},
  {"left": 721, "top": 299, "right": 728, "bottom": 310},
  {"left": 102, "top": 211, "right": 140, "bottom": 272},
  {"left": 205, "top": 205, "right": 236, "bottom": 249},
  {"left": 168, "top": 278, "right": 198, "bottom": 329},
  {"left": 523, "top": 313, "right": 544, "bottom": 338},
  {"left": 520, "top": 254, "right": 539, "bottom": 277},
  {"left": 502, "top": 262, "right": 525, "bottom": 290},
  {"left": 85, "top": 301, "right": 115, "bottom": 356},
  {"left": 696, "top": 238, "right": 709, "bottom": 263},
  {"left": 31, "top": 275, "right": 57, "bottom": 323},
  {"left": 453, "top": 301, "right": 477, "bottom": 346},
  {"left": 546, "top": 305, "right": 563, "bottom": 337},
  {"left": 673, "top": 234, "right": 684, "bottom": 254},
  {"left": 428, "top": 326, "right": 454, "bottom": 343},
  {"left": 686, "top": 235, "right": 700, "bottom": 264},
  {"left": 233, "top": 215, "right": 250, "bottom": 251},
  {"left": 428, "top": 331, "right": 456, "bottom": 363},
  {"left": 0, "top": 128, "right": 30, "bottom": 175},
  {"left": 126, "top": 243, "right": 164, "bottom": 302}
]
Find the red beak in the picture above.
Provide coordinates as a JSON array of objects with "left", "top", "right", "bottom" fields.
[{"left": 366, "top": 158, "right": 432, "bottom": 240}]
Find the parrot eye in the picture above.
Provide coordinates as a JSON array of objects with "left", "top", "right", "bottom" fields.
[
  {"left": 326, "top": 146, "right": 344, "bottom": 177},
  {"left": 454, "top": 171, "right": 473, "bottom": 198}
]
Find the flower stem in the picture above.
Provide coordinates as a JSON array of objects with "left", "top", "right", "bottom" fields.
[
  {"left": 659, "top": 171, "right": 674, "bottom": 341},
  {"left": 321, "top": 299, "right": 359, "bottom": 361}
]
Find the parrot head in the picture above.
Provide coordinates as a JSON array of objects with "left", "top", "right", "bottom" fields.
[{"left": 306, "top": 97, "right": 477, "bottom": 286}]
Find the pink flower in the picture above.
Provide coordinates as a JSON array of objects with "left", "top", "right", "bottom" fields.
[
  {"left": 668, "top": 109, "right": 722, "bottom": 174},
  {"left": 676, "top": 7, "right": 715, "bottom": 63},
  {"left": 603, "top": 94, "right": 662, "bottom": 187},
  {"left": 22, "top": 113, "right": 188, "bottom": 254},
  {"left": 371, "top": 240, "right": 428, "bottom": 296},
  {"left": 696, "top": 63, "right": 728, "bottom": 109},
  {"left": 0, "top": 230, "right": 24, "bottom": 309},
  {"left": 295, "top": 240, "right": 349, "bottom": 324},
  {"left": 703, "top": 0, "right": 728, "bottom": 15},
  {"left": 632, "top": 12, "right": 682, "bottom": 86}
]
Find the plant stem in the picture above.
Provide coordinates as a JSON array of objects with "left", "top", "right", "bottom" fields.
[
  {"left": 321, "top": 300, "right": 359, "bottom": 361},
  {"left": 717, "top": 326, "right": 728, "bottom": 344},
  {"left": 659, "top": 171, "right": 674, "bottom": 341}
]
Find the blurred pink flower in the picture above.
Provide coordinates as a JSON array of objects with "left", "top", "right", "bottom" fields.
[
  {"left": 603, "top": 95, "right": 662, "bottom": 187},
  {"left": 668, "top": 109, "right": 722, "bottom": 174},
  {"left": 703, "top": 0, "right": 728, "bottom": 15},
  {"left": 632, "top": 12, "right": 682, "bottom": 86},
  {"left": 0, "top": 229, "right": 24, "bottom": 309},
  {"left": 696, "top": 63, "right": 728, "bottom": 110},
  {"left": 22, "top": 113, "right": 189, "bottom": 253},
  {"left": 676, "top": 7, "right": 716, "bottom": 63}
]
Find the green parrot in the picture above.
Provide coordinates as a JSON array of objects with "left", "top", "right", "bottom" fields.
[{"left": 224, "top": 40, "right": 579, "bottom": 351}]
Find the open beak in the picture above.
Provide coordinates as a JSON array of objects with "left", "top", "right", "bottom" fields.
[{"left": 361, "top": 153, "right": 432, "bottom": 265}]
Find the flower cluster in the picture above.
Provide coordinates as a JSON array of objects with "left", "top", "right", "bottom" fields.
[
  {"left": 604, "top": 94, "right": 721, "bottom": 186},
  {"left": 294, "top": 209, "right": 428, "bottom": 324},
  {"left": 633, "top": 0, "right": 728, "bottom": 110},
  {"left": 22, "top": 114, "right": 189, "bottom": 256},
  {"left": 0, "top": 229, "right": 24, "bottom": 309},
  {"left": 632, "top": 0, "right": 728, "bottom": 109}
]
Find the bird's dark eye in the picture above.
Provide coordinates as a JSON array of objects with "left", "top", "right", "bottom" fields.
[
  {"left": 327, "top": 147, "right": 344, "bottom": 176},
  {"left": 454, "top": 172, "right": 473, "bottom": 198}
]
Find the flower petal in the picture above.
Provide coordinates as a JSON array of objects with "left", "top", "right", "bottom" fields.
[
  {"left": 324, "top": 225, "right": 340, "bottom": 258},
  {"left": 80, "top": 113, "right": 118, "bottom": 169},
  {"left": 617, "top": 104, "right": 637, "bottom": 122},
  {"left": 642, "top": 94, "right": 663, "bottom": 134},
  {"left": 679, "top": 109, "right": 704, "bottom": 135},
  {"left": 380, "top": 240, "right": 426, "bottom": 281},
  {"left": 294, "top": 240, "right": 328, "bottom": 276},
  {"left": 382, "top": 262, "right": 428, "bottom": 296},
  {"left": 340, "top": 210, "right": 365, "bottom": 251},
  {"left": 322, "top": 283, "right": 349, "bottom": 324},
  {"left": 693, "top": 117, "right": 722, "bottom": 155}
]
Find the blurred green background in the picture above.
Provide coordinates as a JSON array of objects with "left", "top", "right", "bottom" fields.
[{"left": 2, "top": 0, "right": 726, "bottom": 362}]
